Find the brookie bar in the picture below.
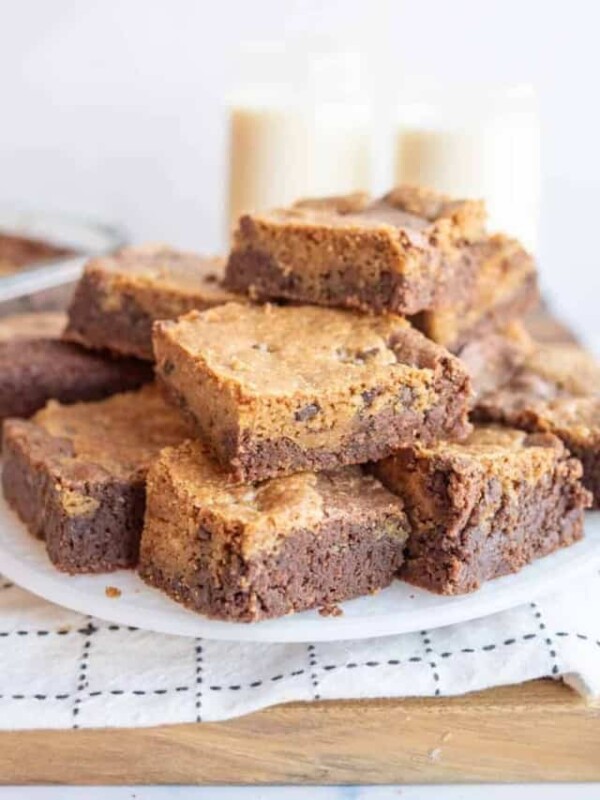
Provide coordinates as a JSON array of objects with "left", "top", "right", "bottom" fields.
[
  {"left": 153, "top": 302, "right": 473, "bottom": 482},
  {"left": 65, "top": 245, "right": 240, "bottom": 360},
  {"left": 2, "top": 385, "right": 193, "bottom": 573},
  {"left": 373, "top": 426, "right": 591, "bottom": 594},
  {"left": 225, "top": 186, "right": 485, "bottom": 315},
  {"left": 139, "top": 439, "right": 409, "bottom": 621}
]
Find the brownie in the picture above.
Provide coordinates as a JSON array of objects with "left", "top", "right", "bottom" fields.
[
  {"left": 225, "top": 186, "right": 485, "bottom": 315},
  {"left": 0, "top": 322, "right": 153, "bottom": 426},
  {"left": 409, "top": 235, "right": 538, "bottom": 351},
  {"left": 0, "top": 232, "right": 74, "bottom": 275},
  {"left": 65, "top": 245, "right": 240, "bottom": 360},
  {"left": 457, "top": 322, "right": 532, "bottom": 405},
  {"left": 474, "top": 341, "right": 600, "bottom": 506},
  {"left": 372, "top": 426, "right": 591, "bottom": 595},
  {"left": 139, "top": 439, "right": 409, "bottom": 621},
  {"left": 516, "top": 397, "right": 600, "bottom": 507},
  {"left": 2, "top": 385, "right": 193, "bottom": 573},
  {"left": 524, "top": 303, "right": 579, "bottom": 344},
  {"left": 153, "top": 303, "right": 472, "bottom": 482},
  {"left": 475, "top": 342, "right": 600, "bottom": 420}
]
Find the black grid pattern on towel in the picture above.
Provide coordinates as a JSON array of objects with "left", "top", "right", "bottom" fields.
[{"left": 1, "top": 572, "right": 600, "bottom": 728}]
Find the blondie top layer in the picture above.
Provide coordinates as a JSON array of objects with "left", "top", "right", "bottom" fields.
[
  {"left": 2, "top": 385, "right": 193, "bottom": 573},
  {"left": 373, "top": 426, "right": 590, "bottom": 595},
  {"left": 226, "top": 186, "right": 486, "bottom": 315},
  {"left": 153, "top": 303, "right": 472, "bottom": 482},
  {"left": 65, "top": 245, "right": 239, "bottom": 360},
  {"left": 410, "top": 234, "right": 538, "bottom": 352},
  {"left": 139, "top": 439, "right": 409, "bottom": 621}
]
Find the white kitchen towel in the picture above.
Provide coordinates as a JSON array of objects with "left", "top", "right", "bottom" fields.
[{"left": 1, "top": 569, "right": 599, "bottom": 730}]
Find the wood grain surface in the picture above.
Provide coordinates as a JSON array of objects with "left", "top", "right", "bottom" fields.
[{"left": 1, "top": 679, "right": 599, "bottom": 785}]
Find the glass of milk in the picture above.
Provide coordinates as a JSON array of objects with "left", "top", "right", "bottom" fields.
[
  {"left": 394, "top": 84, "right": 541, "bottom": 252},
  {"left": 227, "top": 43, "right": 371, "bottom": 232}
]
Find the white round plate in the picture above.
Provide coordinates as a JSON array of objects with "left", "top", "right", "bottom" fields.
[{"left": 0, "top": 492, "right": 598, "bottom": 643}]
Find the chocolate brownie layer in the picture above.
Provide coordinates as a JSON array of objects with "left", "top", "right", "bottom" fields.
[
  {"left": 409, "top": 235, "right": 538, "bottom": 352},
  {"left": 65, "top": 245, "right": 239, "bottom": 360},
  {"left": 0, "top": 338, "right": 152, "bottom": 425},
  {"left": 2, "top": 385, "right": 193, "bottom": 573},
  {"left": 226, "top": 186, "right": 485, "bottom": 315},
  {"left": 373, "top": 426, "right": 590, "bottom": 594},
  {"left": 154, "top": 303, "right": 472, "bottom": 482},
  {"left": 139, "top": 440, "right": 409, "bottom": 621}
]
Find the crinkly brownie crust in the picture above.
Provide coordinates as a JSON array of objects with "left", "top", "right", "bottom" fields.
[
  {"left": 517, "top": 398, "right": 600, "bottom": 509},
  {"left": 153, "top": 303, "right": 472, "bottom": 482},
  {"left": 225, "top": 186, "right": 485, "bottom": 315},
  {"left": 65, "top": 246, "right": 238, "bottom": 360},
  {"left": 139, "top": 440, "right": 409, "bottom": 621},
  {"left": 3, "top": 419, "right": 146, "bottom": 572},
  {"left": 473, "top": 343, "right": 600, "bottom": 506},
  {"left": 373, "top": 427, "right": 590, "bottom": 594},
  {"left": 2, "top": 386, "right": 193, "bottom": 573},
  {"left": 457, "top": 323, "right": 532, "bottom": 405}
]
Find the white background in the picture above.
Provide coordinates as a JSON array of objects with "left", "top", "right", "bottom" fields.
[{"left": 2, "top": 0, "right": 600, "bottom": 335}]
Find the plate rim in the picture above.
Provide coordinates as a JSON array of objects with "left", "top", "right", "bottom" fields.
[{"left": 1, "top": 501, "right": 599, "bottom": 643}]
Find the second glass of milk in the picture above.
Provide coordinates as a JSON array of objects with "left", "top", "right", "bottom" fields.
[{"left": 394, "top": 84, "right": 540, "bottom": 252}]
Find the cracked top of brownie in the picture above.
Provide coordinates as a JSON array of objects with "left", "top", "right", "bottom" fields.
[
  {"left": 522, "top": 344, "right": 600, "bottom": 397},
  {"left": 27, "top": 384, "right": 193, "bottom": 480},
  {"left": 83, "top": 245, "right": 236, "bottom": 300},
  {"left": 246, "top": 185, "right": 486, "bottom": 244},
  {"left": 524, "top": 397, "right": 600, "bottom": 445},
  {"left": 374, "top": 425, "right": 569, "bottom": 508},
  {"left": 155, "top": 302, "right": 457, "bottom": 398},
  {"left": 150, "top": 439, "right": 408, "bottom": 557},
  {"left": 431, "top": 425, "right": 563, "bottom": 461}
]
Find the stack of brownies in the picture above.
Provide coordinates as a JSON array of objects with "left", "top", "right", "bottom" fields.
[{"left": 1, "top": 186, "right": 596, "bottom": 622}]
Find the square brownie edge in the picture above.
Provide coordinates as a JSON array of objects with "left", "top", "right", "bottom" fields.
[
  {"left": 225, "top": 186, "right": 486, "bottom": 316},
  {"left": 138, "top": 440, "right": 410, "bottom": 621},
  {"left": 372, "top": 426, "right": 591, "bottom": 595},
  {"left": 2, "top": 418, "right": 145, "bottom": 573},
  {"left": 153, "top": 303, "right": 473, "bottom": 482}
]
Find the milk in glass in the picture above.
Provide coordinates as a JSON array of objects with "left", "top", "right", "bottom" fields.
[{"left": 395, "top": 85, "right": 540, "bottom": 252}]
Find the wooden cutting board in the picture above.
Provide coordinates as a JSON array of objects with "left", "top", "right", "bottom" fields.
[{"left": 1, "top": 679, "right": 599, "bottom": 785}]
